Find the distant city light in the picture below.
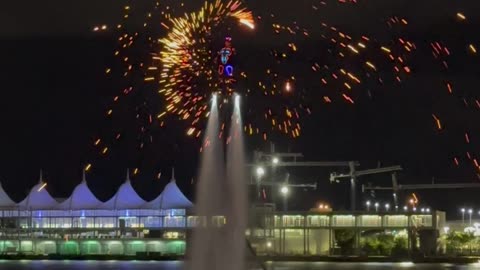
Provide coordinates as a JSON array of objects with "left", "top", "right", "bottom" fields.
[{"left": 280, "top": 186, "right": 289, "bottom": 195}]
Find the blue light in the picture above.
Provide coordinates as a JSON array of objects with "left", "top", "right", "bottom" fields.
[
  {"left": 225, "top": 65, "right": 234, "bottom": 77},
  {"left": 220, "top": 48, "right": 231, "bottom": 65}
]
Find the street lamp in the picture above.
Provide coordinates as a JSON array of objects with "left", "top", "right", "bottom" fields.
[
  {"left": 374, "top": 202, "right": 379, "bottom": 212},
  {"left": 366, "top": 201, "right": 371, "bottom": 211},
  {"left": 469, "top": 209, "right": 473, "bottom": 225},
  {"left": 385, "top": 203, "right": 390, "bottom": 212},
  {"left": 403, "top": 206, "right": 408, "bottom": 212},
  {"left": 280, "top": 185, "right": 289, "bottom": 195},
  {"left": 461, "top": 208, "right": 466, "bottom": 226},
  {"left": 256, "top": 167, "right": 265, "bottom": 178},
  {"left": 272, "top": 157, "right": 279, "bottom": 165}
]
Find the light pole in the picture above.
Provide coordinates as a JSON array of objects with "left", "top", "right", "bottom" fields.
[
  {"left": 461, "top": 208, "right": 466, "bottom": 226},
  {"left": 374, "top": 202, "right": 379, "bottom": 212},
  {"left": 366, "top": 201, "right": 371, "bottom": 212},
  {"left": 469, "top": 209, "right": 473, "bottom": 225},
  {"left": 385, "top": 203, "right": 390, "bottom": 212},
  {"left": 403, "top": 206, "right": 408, "bottom": 212}
]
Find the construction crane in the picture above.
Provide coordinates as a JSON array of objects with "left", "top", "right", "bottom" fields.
[
  {"left": 329, "top": 164, "right": 403, "bottom": 211},
  {"left": 363, "top": 182, "right": 480, "bottom": 191},
  {"left": 247, "top": 147, "right": 355, "bottom": 208}
]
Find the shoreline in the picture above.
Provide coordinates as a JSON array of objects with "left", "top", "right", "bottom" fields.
[{"left": 0, "top": 254, "right": 478, "bottom": 264}]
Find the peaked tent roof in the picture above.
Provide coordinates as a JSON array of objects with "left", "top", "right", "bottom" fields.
[
  {"left": 18, "top": 171, "right": 58, "bottom": 210},
  {"left": 99, "top": 169, "right": 146, "bottom": 210},
  {"left": 58, "top": 171, "right": 103, "bottom": 210},
  {"left": 0, "top": 182, "right": 16, "bottom": 208},
  {"left": 150, "top": 168, "right": 193, "bottom": 209}
]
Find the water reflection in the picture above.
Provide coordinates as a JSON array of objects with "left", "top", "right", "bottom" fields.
[{"left": 0, "top": 261, "right": 479, "bottom": 270}]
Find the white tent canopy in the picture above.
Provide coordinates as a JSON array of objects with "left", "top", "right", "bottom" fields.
[
  {"left": 17, "top": 172, "right": 58, "bottom": 210},
  {"left": 9, "top": 169, "right": 194, "bottom": 211},
  {"left": 157, "top": 168, "right": 193, "bottom": 209},
  {"left": 143, "top": 168, "right": 193, "bottom": 210},
  {"left": 0, "top": 182, "right": 16, "bottom": 208},
  {"left": 159, "top": 179, "right": 193, "bottom": 209},
  {"left": 100, "top": 170, "right": 146, "bottom": 210},
  {"left": 58, "top": 171, "right": 103, "bottom": 210}
]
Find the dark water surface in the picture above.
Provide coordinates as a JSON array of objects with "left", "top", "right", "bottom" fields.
[{"left": 0, "top": 261, "right": 480, "bottom": 270}]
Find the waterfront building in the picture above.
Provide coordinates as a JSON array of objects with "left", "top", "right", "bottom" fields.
[{"left": 0, "top": 173, "right": 445, "bottom": 256}]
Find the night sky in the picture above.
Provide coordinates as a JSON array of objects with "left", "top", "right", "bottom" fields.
[{"left": 1, "top": 0, "right": 480, "bottom": 218}]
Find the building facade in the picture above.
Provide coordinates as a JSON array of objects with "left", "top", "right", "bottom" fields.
[{"left": 0, "top": 174, "right": 445, "bottom": 256}]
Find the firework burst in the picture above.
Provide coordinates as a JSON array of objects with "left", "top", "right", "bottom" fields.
[{"left": 87, "top": 0, "right": 480, "bottom": 178}]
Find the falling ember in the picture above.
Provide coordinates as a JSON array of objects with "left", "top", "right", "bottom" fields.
[
  {"left": 446, "top": 82, "right": 453, "bottom": 94},
  {"left": 285, "top": 81, "right": 292, "bottom": 92},
  {"left": 239, "top": 19, "right": 255, "bottom": 29},
  {"left": 342, "top": 94, "right": 354, "bottom": 104},
  {"left": 381, "top": 46, "right": 391, "bottom": 53},
  {"left": 37, "top": 183, "right": 47, "bottom": 192},
  {"left": 469, "top": 44, "right": 477, "bottom": 54},
  {"left": 366, "top": 61, "right": 376, "bottom": 71},
  {"left": 456, "top": 12, "right": 466, "bottom": 20},
  {"left": 432, "top": 114, "right": 442, "bottom": 130},
  {"left": 85, "top": 164, "right": 92, "bottom": 172}
]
